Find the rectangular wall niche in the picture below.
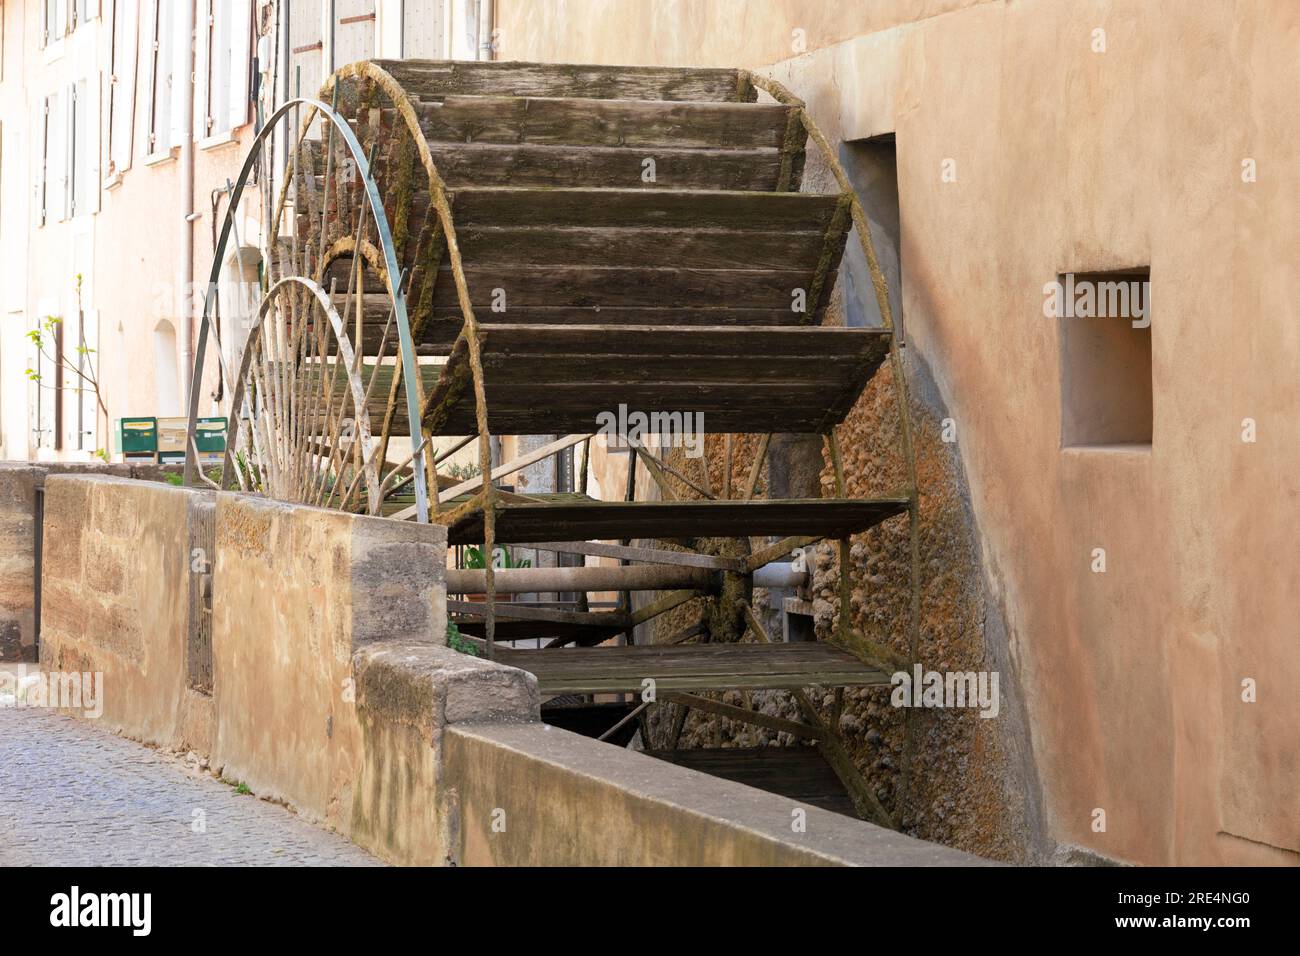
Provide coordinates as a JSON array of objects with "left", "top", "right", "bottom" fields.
[
  {"left": 839, "top": 134, "right": 902, "bottom": 340},
  {"left": 1058, "top": 268, "right": 1152, "bottom": 448}
]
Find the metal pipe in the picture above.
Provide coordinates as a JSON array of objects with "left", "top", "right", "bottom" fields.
[
  {"left": 445, "top": 560, "right": 807, "bottom": 595},
  {"left": 446, "top": 564, "right": 717, "bottom": 595},
  {"left": 752, "top": 562, "right": 805, "bottom": 589},
  {"left": 179, "top": 0, "right": 197, "bottom": 408}
]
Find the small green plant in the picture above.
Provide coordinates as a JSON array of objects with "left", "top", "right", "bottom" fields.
[
  {"left": 164, "top": 472, "right": 184, "bottom": 486},
  {"left": 446, "top": 621, "right": 478, "bottom": 657},
  {"left": 444, "top": 460, "right": 482, "bottom": 481},
  {"left": 462, "top": 545, "right": 531, "bottom": 570},
  {"left": 25, "top": 275, "right": 109, "bottom": 457},
  {"left": 231, "top": 781, "right": 252, "bottom": 795}
]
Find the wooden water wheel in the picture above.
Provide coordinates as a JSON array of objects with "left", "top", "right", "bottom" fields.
[{"left": 186, "top": 60, "right": 922, "bottom": 828}]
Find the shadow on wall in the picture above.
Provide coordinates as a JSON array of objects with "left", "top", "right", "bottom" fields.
[
  {"left": 646, "top": 134, "right": 1054, "bottom": 863},
  {"left": 839, "top": 136, "right": 903, "bottom": 338}
]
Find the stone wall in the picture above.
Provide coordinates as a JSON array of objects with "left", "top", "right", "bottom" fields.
[
  {"left": 208, "top": 491, "right": 466, "bottom": 856},
  {"left": 33, "top": 475, "right": 991, "bottom": 866},
  {"left": 445, "top": 721, "right": 989, "bottom": 866},
  {"left": 39, "top": 475, "right": 210, "bottom": 749},
  {"left": 0, "top": 462, "right": 178, "bottom": 663}
]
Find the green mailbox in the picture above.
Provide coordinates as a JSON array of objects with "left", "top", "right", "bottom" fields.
[
  {"left": 195, "top": 418, "right": 228, "bottom": 459},
  {"left": 118, "top": 418, "right": 157, "bottom": 460}
]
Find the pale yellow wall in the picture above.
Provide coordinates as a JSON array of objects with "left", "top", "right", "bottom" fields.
[
  {"left": 494, "top": 0, "right": 1300, "bottom": 866},
  {"left": 495, "top": 0, "right": 994, "bottom": 68}
]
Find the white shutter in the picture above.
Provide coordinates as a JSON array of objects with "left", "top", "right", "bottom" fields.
[
  {"left": 194, "top": 0, "right": 210, "bottom": 139},
  {"left": 39, "top": 97, "right": 50, "bottom": 226},
  {"left": 227, "top": 0, "right": 252, "bottom": 130},
  {"left": 65, "top": 85, "right": 75, "bottom": 219},
  {"left": 334, "top": 1, "right": 377, "bottom": 69},
  {"left": 168, "top": 0, "right": 189, "bottom": 148},
  {"left": 375, "top": 0, "right": 403, "bottom": 58},
  {"left": 289, "top": 0, "right": 325, "bottom": 97},
  {"left": 109, "top": 0, "right": 138, "bottom": 173},
  {"left": 402, "top": 0, "right": 445, "bottom": 59},
  {"left": 48, "top": 90, "right": 68, "bottom": 222},
  {"left": 88, "top": 0, "right": 102, "bottom": 20},
  {"left": 144, "top": 0, "right": 165, "bottom": 154},
  {"left": 87, "top": 72, "right": 101, "bottom": 211},
  {"left": 56, "top": 0, "right": 69, "bottom": 40},
  {"left": 70, "top": 80, "right": 83, "bottom": 215}
]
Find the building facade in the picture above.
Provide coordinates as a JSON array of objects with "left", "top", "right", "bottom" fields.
[{"left": 0, "top": 0, "right": 492, "bottom": 462}]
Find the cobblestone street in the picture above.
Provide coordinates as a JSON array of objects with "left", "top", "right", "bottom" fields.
[{"left": 0, "top": 707, "right": 380, "bottom": 866}]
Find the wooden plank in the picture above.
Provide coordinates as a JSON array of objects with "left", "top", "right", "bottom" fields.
[
  {"left": 508, "top": 668, "right": 886, "bottom": 696},
  {"left": 374, "top": 59, "right": 754, "bottom": 103},
  {"left": 426, "top": 387, "right": 865, "bottom": 436},
  {"left": 455, "top": 226, "right": 824, "bottom": 271},
  {"left": 416, "top": 97, "right": 794, "bottom": 149},
  {"left": 645, "top": 747, "right": 857, "bottom": 817},
  {"left": 479, "top": 351, "right": 871, "bottom": 383},
  {"left": 420, "top": 325, "right": 889, "bottom": 437},
  {"left": 417, "top": 308, "right": 823, "bottom": 351},
  {"left": 447, "top": 187, "right": 842, "bottom": 231},
  {"left": 499, "top": 642, "right": 883, "bottom": 667},
  {"left": 425, "top": 142, "right": 783, "bottom": 191},
  {"left": 430, "top": 265, "right": 818, "bottom": 312},
  {"left": 475, "top": 323, "right": 888, "bottom": 357},
  {"left": 446, "top": 497, "right": 909, "bottom": 545}
]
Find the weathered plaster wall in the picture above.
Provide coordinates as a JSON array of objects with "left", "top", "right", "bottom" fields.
[
  {"left": 495, "top": 0, "right": 997, "bottom": 69},
  {"left": 497, "top": 0, "right": 1300, "bottom": 866}
]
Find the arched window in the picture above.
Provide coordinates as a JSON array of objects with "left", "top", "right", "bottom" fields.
[
  {"left": 216, "top": 245, "right": 262, "bottom": 407},
  {"left": 153, "top": 319, "right": 180, "bottom": 416}
]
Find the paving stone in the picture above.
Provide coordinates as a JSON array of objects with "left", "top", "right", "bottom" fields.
[{"left": 0, "top": 707, "right": 382, "bottom": 866}]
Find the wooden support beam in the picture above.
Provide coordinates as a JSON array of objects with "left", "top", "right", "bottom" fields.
[
  {"left": 746, "top": 534, "right": 824, "bottom": 573},
  {"left": 390, "top": 434, "right": 593, "bottom": 519},
  {"left": 664, "top": 620, "right": 706, "bottom": 645},
  {"left": 627, "top": 588, "right": 703, "bottom": 627},
  {"left": 598, "top": 699, "right": 653, "bottom": 742},
  {"left": 448, "top": 600, "right": 630, "bottom": 628},
  {"left": 742, "top": 433, "right": 771, "bottom": 500},
  {"left": 438, "top": 432, "right": 593, "bottom": 502},
  {"left": 661, "top": 691, "right": 824, "bottom": 742},
  {"left": 628, "top": 439, "right": 714, "bottom": 500},
  {"left": 741, "top": 602, "right": 896, "bottom": 829}
]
